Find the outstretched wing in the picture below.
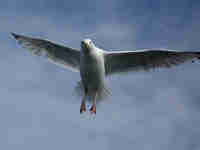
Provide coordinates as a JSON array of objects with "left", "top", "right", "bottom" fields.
[
  {"left": 104, "top": 49, "right": 200, "bottom": 75},
  {"left": 11, "top": 33, "right": 80, "bottom": 72}
]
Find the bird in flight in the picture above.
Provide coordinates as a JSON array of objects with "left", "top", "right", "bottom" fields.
[{"left": 11, "top": 33, "right": 200, "bottom": 114}]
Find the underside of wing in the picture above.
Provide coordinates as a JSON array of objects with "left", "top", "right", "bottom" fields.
[
  {"left": 104, "top": 49, "right": 200, "bottom": 75},
  {"left": 11, "top": 33, "right": 80, "bottom": 72}
]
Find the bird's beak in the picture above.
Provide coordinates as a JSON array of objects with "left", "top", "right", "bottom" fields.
[{"left": 85, "top": 43, "right": 90, "bottom": 49}]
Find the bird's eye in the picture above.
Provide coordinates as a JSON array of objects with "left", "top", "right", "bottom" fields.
[{"left": 89, "top": 41, "right": 92, "bottom": 45}]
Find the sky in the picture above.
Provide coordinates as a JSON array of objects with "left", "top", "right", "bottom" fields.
[{"left": 1, "top": 0, "right": 200, "bottom": 149}]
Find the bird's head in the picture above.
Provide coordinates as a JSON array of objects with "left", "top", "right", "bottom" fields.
[{"left": 81, "top": 39, "right": 95, "bottom": 53}]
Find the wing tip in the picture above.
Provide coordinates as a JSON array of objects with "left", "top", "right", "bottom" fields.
[{"left": 11, "top": 32, "right": 20, "bottom": 40}]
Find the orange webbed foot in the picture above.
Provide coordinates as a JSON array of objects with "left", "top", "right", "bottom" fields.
[
  {"left": 80, "top": 102, "right": 86, "bottom": 114},
  {"left": 90, "top": 104, "right": 96, "bottom": 114}
]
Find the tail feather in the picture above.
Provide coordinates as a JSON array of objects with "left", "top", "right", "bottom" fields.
[{"left": 73, "top": 81, "right": 111, "bottom": 101}]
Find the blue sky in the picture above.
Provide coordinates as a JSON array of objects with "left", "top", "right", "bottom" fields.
[{"left": 1, "top": 0, "right": 200, "bottom": 149}]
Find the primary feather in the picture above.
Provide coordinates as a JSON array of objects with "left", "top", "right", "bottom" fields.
[
  {"left": 11, "top": 33, "right": 80, "bottom": 72},
  {"left": 104, "top": 49, "right": 200, "bottom": 75}
]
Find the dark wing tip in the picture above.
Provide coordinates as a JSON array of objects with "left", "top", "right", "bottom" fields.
[{"left": 11, "top": 32, "right": 20, "bottom": 39}]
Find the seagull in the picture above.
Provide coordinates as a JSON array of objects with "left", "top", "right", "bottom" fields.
[{"left": 11, "top": 33, "right": 200, "bottom": 114}]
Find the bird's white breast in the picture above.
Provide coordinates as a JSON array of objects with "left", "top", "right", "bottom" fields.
[{"left": 80, "top": 48, "right": 105, "bottom": 90}]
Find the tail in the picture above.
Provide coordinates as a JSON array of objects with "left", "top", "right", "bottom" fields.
[{"left": 73, "top": 81, "right": 111, "bottom": 101}]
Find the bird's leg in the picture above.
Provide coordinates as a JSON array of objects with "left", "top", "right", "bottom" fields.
[
  {"left": 90, "top": 92, "right": 97, "bottom": 114},
  {"left": 80, "top": 94, "right": 86, "bottom": 114}
]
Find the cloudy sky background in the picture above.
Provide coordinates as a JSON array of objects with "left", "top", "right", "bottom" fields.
[{"left": 1, "top": 0, "right": 200, "bottom": 149}]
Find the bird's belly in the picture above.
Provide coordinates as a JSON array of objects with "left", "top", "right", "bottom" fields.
[{"left": 80, "top": 56, "right": 105, "bottom": 91}]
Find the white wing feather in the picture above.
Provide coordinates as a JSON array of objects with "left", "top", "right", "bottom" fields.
[
  {"left": 11, "top": 33, "right": 80, "bottom": 72},
  {"left": 104, "top": 49, "right": 200, "bottom": 75}
]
